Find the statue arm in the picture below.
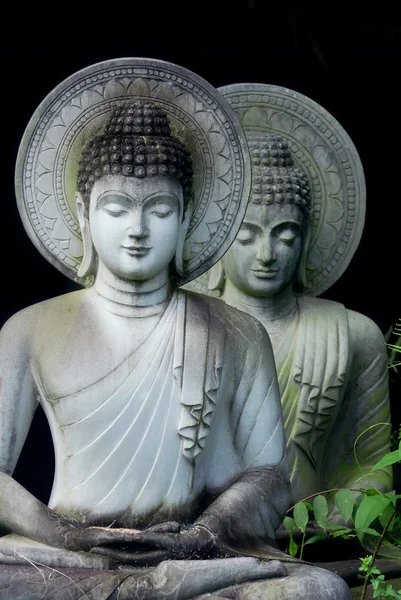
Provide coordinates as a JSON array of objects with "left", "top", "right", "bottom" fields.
[
  {"left": 195, "top": 322, "right": 290, "bottom": 554},
  {"left": 0, "top": 312, "right": 82, "bottom": 549},
  {"left": 322, "top": 310, "right": 393, "bottom": 495}
]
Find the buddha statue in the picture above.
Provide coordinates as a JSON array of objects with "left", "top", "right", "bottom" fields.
[
  {"left": 204, "top": 131, "right": 392, "bottom": 512},
  {"left": 0, "top": 60, "right": 350, "bottom": 599}
]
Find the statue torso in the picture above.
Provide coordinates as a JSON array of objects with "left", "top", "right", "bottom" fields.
[
  {"left": 17, "top": 289, "right": 284, "bottom": 529},
  {"left": 30, "top": 288, "right": 163, "bottom": 399},
  {"left": 25, "top": 290, "right": 195, "bottom": 525}
]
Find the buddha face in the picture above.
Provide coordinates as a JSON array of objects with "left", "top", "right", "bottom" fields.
[
  {"left": 88, "top": 174, "right": 184, "bottom": 281},
  {"left": 222, "top": 203, "right": 305, "bottom": 298}
]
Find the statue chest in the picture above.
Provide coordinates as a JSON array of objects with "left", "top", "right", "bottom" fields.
[{"left": 32, "top": 312, "right": 162, "bottom": 400}]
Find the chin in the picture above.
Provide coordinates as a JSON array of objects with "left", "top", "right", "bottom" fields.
[
  {"left": 246, "top": 282, "right": 284, "bottom": 298},
  {"left": 120, "top": 272, "right": 155, "bottom": 282},
  {"left": 115, "top": 261, "right": 164, "bottom": 282}
]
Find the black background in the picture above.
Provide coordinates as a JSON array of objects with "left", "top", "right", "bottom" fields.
[{"left": 1, "top": 3, "right": 400, "bottom": 500}]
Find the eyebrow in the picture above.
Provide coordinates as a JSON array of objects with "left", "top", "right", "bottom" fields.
[
  {"left": 95, "top": 191, "right": 180, "bottom": 210},
  {"left": 241, "top": 219, "right": 301, "bottom": 231},
  {"left": 271, "top": 218, "right": 302, "bottom": 228}
]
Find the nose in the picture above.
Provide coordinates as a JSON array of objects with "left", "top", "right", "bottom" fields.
[
  {"left": 256, "top": 236, "right": 276, "bottom": 264},
  {"left": 127, "top": 207, "right": 148, "bottom": 239}
]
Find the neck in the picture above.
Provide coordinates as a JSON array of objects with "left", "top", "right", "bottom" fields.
[
  {"left": 222, "top": 279, "right": 296, "bottom": 322},
  {"left": 94, "top": 263, "right": 172, "bottom": 316}
]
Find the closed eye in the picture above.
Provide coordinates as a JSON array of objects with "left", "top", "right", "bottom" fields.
[
  {"left": 103, "top": 205, "right": 128, "bottom": 217},
  {"left": 280, "top": 235, "right": 296, "bottom": 245},
  {"left": 237, "top": 226, "right": 257, "bottom": 245},
  {"left": 151, "top": 209, "right": 174, "bottom": 218},
  {"left": 237, "top": 237, "right": 255, "bottom": 245},
  {"left": 273, "top": 223, "right": 300, "bottom": 246}
]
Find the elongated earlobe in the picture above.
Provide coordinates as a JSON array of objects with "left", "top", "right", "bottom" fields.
[
  {"left": 174, "top": 201, "right": 193, "bottom": 276},
  {"left": 296, "top": 220, "right": 311, "bottom": 292},
  {"left": 75, "top": 193, "right": 96, "bottom": 280},
  {"left": 208, "top": 261, "right": 226, "bottom": 294}
]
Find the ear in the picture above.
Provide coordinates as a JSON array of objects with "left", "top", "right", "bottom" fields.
[
  {"left": 295, "top": 216, "right": 311, "bottom": 292},
  {"left": 75, "top": 192, "right": 96, "bottom": 279},
  {"left": 208, "top": 260, "right": 226, "bottom": 293},
  {"left": 174, "top": 200, "right": 193, "bottom": 276}
]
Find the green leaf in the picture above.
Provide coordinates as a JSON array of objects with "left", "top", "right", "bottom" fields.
[
  {"left": 326, "top": 523, "right": 353, "bottom": 532},
  {"left": 304, "top": 533, "right": 326, "bottom": 545},
  {"left": 375, "top": 538, "right": 401, "bottom": 560},
  {"left": 313, "top": 495, "right": 328, "bottom": 529},
  {"left": 288, "top": 532, "right": 299, "bottom": 557},
  {"left": 326, "top": 525, "right": 356, "bottom": 539},
  {"left": 293, "top": 501, "right": 309, "bottom": 532},
  {"left": 355, "top": 495, "right": 393, "bottom": 543},
  {"left": 370, "top": 450, "right": 401, "bottom": 472},
  {"left": 330, "top": 530, "right": 357, "bottom": 539},
  {"left": 379, "top": 502, "right": 396, "bottom": 531},
  {"left": 388, "top": 531, "right": 401, "bottom": 546},
  {"left": 380, "top": 493, "right": 401, "bottom": 506},
  {"left": 335, "top": 489, "right": 355, "bottom": 523},
  {"left": 283, "top": 516, "right": 296, "bottom": 532},
  {"left": 357, "top": 527, "right": 381, "bottom": 537}
]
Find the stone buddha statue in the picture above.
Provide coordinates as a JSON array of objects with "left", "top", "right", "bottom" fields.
[
  {"left": 204, "top": 131, "right": 392, "bottom": 511},
  {"left": 0, "top": 61, "right": 350, "bottom": 598}
]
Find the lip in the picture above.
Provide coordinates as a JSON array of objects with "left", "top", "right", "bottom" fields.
[
  {"left": 122, "top": 246, "right": 151, "bottom": 257},
  {"left": 251, "top": 269, "right": 279, "bottom": 279}
]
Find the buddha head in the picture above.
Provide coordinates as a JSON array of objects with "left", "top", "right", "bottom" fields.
[
  {"left": 209, "top": 133, "right": 312, "bottom": 299},
  {"left": 75, "top": 100, "right": 193, "bottom": 284}
]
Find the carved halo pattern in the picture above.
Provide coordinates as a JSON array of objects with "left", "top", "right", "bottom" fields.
[
  {"left": 218, "top": 84, "right": 366, "bottom": 296},
  {"left": 16, "top": 60, "right": 250, "bottom": 287}
]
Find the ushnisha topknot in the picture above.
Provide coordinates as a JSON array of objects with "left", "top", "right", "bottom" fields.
[
  {"left": 247, "top": 133, "right": 311, "bottom": 213},
  {"left": 77, "top": 100, "right": 193, "bottom": 208}
]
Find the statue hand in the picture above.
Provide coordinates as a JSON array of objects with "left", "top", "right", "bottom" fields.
[
  {"left": 66, "top": 523, "right": 215, "bottom": 565},
  {"left": 65, "top": 525, "right": 143, "bottom": 552},
  {"left": 143, "top": 520, "right": 181, "bottom": 534},
  {"left": 122, "top": 524, "right": 216, "bottom": 559}
]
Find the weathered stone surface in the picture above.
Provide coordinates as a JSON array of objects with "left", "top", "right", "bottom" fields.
[
  {"left": 0, "top": 60, "right": 349, "bottom": 599},
  {"left": 186, "top": 90, "right": 392, "bottom": 511}
]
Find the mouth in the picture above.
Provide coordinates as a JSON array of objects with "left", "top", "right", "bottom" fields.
[
  {"left": 122, "top": 246, "right": 151, "bottom": 257},
  {"left": 251, "top": 269, "right": 279, "bottom": 279}
]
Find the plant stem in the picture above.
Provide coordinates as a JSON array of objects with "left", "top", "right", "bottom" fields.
[
  {"left": 360, "top": 505, "right": 398, "bottom": 600},
  {"left": 299, "top": 530, "right": 306, "bottom": 560}
]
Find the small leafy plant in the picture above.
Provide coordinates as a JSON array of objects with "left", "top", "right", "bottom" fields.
[
  {"left": 359, "top": 555, "right": 401, "bottom": 599},
  {"left": 386, "top": 318, "right": 401, "bottom": 373},
  {"left": 283, "top": 440, "right": 401, "bottom": 599}
]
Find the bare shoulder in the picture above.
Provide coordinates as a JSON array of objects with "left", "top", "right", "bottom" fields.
[{"left": 0, "top": 289, "right": 87, "bottom": 345}]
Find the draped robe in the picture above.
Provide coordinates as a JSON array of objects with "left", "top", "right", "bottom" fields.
[
  {"left": 274, "top": 296, "right": 392, "bottom": 504},
  {"left": 0, "top": 290, "right": 315, "bottom": 599},
  {"left": 27, "top": 290, "right": 287, "bottom": 530}
]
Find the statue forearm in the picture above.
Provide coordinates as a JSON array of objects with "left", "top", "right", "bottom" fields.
[
  {"left": 0, "top": 471, "right": 79, "bottom": 549},
  {"left": 195, "top": 464, "right": 290, "bottom": 552}
]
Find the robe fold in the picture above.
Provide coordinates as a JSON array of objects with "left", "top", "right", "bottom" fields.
[{"left": 275, "top": 296, "right": 391, "bottom": 503}]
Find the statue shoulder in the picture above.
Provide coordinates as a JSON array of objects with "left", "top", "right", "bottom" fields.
[
  {"left": 297, "top": 296, "right": 386, "bottom": 365},
  {"left": 183, "top": 290, "right": 272, "bottom": 353},
  {"left": 297, "top": 295, "right": 346, "bottom": 317},
  {"left": 346, "top": 308, "right": 387, "bottom": 366},
  {"left": 0, "top": 290, "right": 86, "bottom": 344}
]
